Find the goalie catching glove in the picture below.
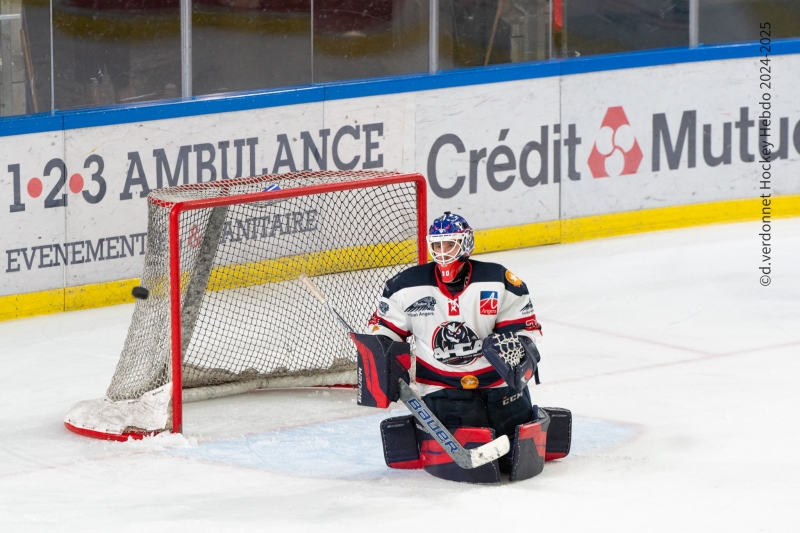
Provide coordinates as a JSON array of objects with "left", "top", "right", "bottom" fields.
[{"left": 481, "top": 332, "right": 539, "bottom": 392}]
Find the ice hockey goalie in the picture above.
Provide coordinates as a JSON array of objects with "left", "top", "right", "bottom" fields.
[{"left": 356, "top": 212, "right": 571, "bottom": 483}]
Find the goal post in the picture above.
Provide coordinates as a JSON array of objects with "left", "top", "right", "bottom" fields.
[{"left": 65, "top": 170, "right": 427, "bottom": 441}]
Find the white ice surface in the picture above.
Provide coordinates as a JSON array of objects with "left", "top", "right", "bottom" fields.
[{"left": 2, "top": 219, "right": 800, "bottom": 532}]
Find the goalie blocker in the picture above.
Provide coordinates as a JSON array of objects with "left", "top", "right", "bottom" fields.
[{"left": 350, "top": 333, "right": 411, "bottom": 408}]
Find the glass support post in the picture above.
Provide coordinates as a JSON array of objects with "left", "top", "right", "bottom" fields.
[
  {"left": 429, "top": 0, "right": 438, "bottom": 74},
  {"left": 548, "top": 0, "right": 553, "bottom": 59},
  {"left": 0, "top": 10, "right": 18, "bottom": 115},
  {"left": 181, "top": 0, "right": 192, "bottom": 97},
  {"left": 49, "top": 0, "right": 53, "bottom": 112},
  {"left": 689, "top": 0, "right": 699, "bottom": 48},
  {"left": 311, "top": 0, "right": 314, "bottom": 83}
]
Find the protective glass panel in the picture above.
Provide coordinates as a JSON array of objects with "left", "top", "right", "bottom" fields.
[
  {"left": 52, "top": 0, "right": 181, "bottom": 110},
  {"left": 192, "top": 0, "right": 311, "bottom": 97},
  {"left": 312, "top": 0, "right": 428, "bottom": 83},
  {"left": 438, "top": 0, "right": 550, "bottom": 69},
  {"left": 1, "top": 0, "right": 50, "bottom": 115},
  {"left": 699, "top": 0, "right": 800, "bottom": 44},
  {"left": 556, "top": 0, "right": 689, "bottom": 58}
]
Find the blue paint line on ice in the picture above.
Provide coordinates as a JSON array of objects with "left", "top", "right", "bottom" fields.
[
  {"left": 167, "top": 412, "right": 637, "bottom": 478},
  {"left": 167, "top": 412, "right": 405, "bottom": 480},
  {"left": 569, "top": 417, "right": 640, "bottom": 457}
]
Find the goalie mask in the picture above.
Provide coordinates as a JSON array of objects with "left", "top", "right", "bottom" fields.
[{"left": 427, "top": 212, "right": 474, "bottom": 283}]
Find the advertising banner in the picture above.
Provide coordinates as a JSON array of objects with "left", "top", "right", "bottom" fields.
[
  {"left": 559, "top": 55, "right": 800, "bottom": 219},
  {"left": 415, "top": 78, "right": 562, "bottom": 230},
  {"left": 1, "top": 130, "right": 68, "bottom": 296},
  {"left": 2, "top": 100, "right": 411, "bottom": 296}
]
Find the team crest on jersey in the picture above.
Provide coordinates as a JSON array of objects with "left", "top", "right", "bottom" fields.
[
  {"left": 431, "top": 321, "right": 482, "bottom": 366},
  {"left": 521, "top": 299, "right": 534, "bottom": 314},
  {"left": 505, "top": 270, "right": 523, "bottom": 287},
  {"left": 404, "top": 296, "right": 436, "bottom": 316},
  {"left": 378, "top": 302, "right": 389, "bottom": 316},
  {"left": 479, "top": 291, "right": 499, "bottom": 315}
]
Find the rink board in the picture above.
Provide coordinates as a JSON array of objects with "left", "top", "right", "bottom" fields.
[{"left": 2, "top": 48, "right": 800, "bottom": 316}]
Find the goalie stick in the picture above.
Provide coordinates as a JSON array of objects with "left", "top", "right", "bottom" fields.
[{"left": 298, "top": 273, "right": 510, "bottom": 469}]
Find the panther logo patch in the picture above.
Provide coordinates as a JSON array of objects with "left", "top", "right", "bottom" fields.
[
  {"left": 378, "top": 302, "right": 389, "bottom": 316},
  {"left": 431, "top": 321, "right": 482, "bottom": 366}
]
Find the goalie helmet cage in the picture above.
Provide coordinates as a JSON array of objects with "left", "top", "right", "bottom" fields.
[{"left": 64, "top": 170, "right": 427, "bottom": 441}]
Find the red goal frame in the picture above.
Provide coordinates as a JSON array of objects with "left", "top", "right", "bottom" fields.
[{"left": 165, "top": 173, "right": 428, "bottom": 434}]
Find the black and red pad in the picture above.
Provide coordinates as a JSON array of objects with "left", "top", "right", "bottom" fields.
[
  {"left": 419, "top": 427, "right": 501, "bottom": 484},
  {"left": 542, "top": 407, "right": 572, "bottom": 461},
  {"left": 509, "top": 408, "right": 550, "bottom": 481},
  {"left": 380, "top": 415, "right": 422, "bottom": 469},
  {"left": 350, "top": 333, "right": 411, "bottom": 408}
]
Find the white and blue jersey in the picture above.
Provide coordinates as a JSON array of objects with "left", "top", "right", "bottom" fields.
[{"left": 368, "top": 259, "right": 542, "bottom": 396}]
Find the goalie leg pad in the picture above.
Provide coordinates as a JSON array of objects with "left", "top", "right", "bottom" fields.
[
  {"left": 350, "top": 333, "right": 411, "bottom": 408},
  {"left": 509, "top": 407, "right": 550, "bottom": 482},
  {"left": 418, "top": 426, "right": 501, "bottom": 484},
  {"left": 542, "top": 407, "right": 572, "bottom": 461},
  {"left": 380, "top": 415, "right": 422, "bottom": 469}
]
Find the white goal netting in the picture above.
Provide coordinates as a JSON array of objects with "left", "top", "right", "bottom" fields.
[{"left": 65, "top": 170, "right": 424, "bottom": 438}]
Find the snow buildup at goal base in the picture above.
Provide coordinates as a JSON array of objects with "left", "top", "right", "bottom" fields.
[{"left": 65, "top": 170, "right": 426, "bottom": 440}]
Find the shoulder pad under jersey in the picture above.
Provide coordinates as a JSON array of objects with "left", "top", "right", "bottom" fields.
[
  {"left": 469, "top": 259, "right": 529, "bottom": 296},
  {"left": 383, "top": 263, "right": 437, "bottom": 298}
]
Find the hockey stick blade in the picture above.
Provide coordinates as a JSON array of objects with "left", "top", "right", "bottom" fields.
[
  {"left": 398, "top": 380, "right": 510, "bottom": 469},
  {"left": 297, "top": 272, "right": 509, "bottom": 469}
]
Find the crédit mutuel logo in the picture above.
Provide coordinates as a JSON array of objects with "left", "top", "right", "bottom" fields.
[{"left": 587, "top": 106, "right": 643, "bottom": 178}]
